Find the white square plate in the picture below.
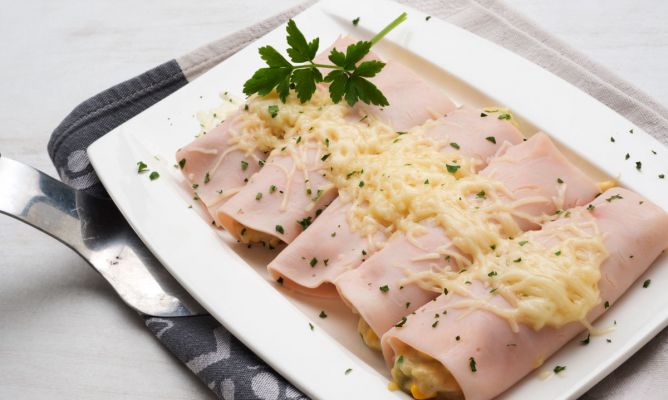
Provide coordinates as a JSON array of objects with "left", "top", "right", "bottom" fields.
[{"left": 88, "top": 1, "right": 668, "bottom": 399}]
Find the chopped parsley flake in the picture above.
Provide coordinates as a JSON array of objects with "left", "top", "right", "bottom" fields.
[
  {"left": 555, "top": 250, "right": 562, "bottom": 256},
  {"left": 405, "top": 302, "right": 411, "bottom": 309},
  {"left": 636, "top": 161, "right": 642, "bottom": 171},
  {"left": 268, "top": 105, "right": 279, "bottom": 118},
  {"left": 276, "top": 276, "right": 284, "bottom": 285},
  {"left": 485, "top": 136, "right": 497, "bottom": 144},
  {"left": 275, "top": 225, "right": 285, "bottom": 234},
  {"left": 553, "top": 365, "right": 566, "bottom": 374},
  {"left": 241, "top": 160, "right": 249, "bottom": 171},
  {"left": 397, "top": 355, "right": 404, "bottom": 364},
  {"left": 204, "top": 172, "right": 210, "bottom": 184},
  {"left": 450, "top": 142, "right": 460, "bottom": 150},
  {"left": 625, "top": 153, "right": 630, "bottom": 160},
  {"left": 256, "top": 192, "right": 263, "bottom": 201},
  {"left": 395, "top": 317, "right": 407, "bottom": 327},
  {"left": 425, "top": 16, "right": 432, "bottom": 21},
  {"left": 309, "top": 323, "right": 314, "bottom": 331},
  {"left": 557, "top": 178, "right": 564, "bottom": 184},
  {"left": 660, "top": 174, "right": 665, "bottom": 179},
  {"left": 345, "top": 368, "right": 353, "bottom": 375},
  {"left": 319, "top": 310, "right": 327, "bottom": 319},
  {"left": 432, "top": 320, "right": 439, "bottom": 328},
  {"left": 580, "top": 333, "right": 590, "bottom": 345},
  {"left": 480, "top": 112, "right": 488, "bottom": 118},
  {"left": 519, "top": 240, "right": 529, "bottom": 246},
  {"left": 446, "top": 164, "right": 461, "bottom": 174},
  {"left": 352, "top": 17, "right": 360, "bottom": 26},
  {"left": 587, "top": 204, "right": 596, "bottom": 211},
  {"left": 359, "top": 180, "right": 365, "bottom": 187},
  {"left": 476, "top": 190, "right": 486, "bottom": 199},
  {"left": 604, "top": 300, "right": 610, "bottom": 309},
  {"left": 610, "top": 137, "right": 616, "bottom": 143},
  {"left": 488, "top": 271, "right": 498, "bottom": 277},
  {"left": 643, "top": 279, "right": 651, "bottom": 288},
  {"left": 443, "top": 288, "right": 449, "bottom": 295},
  {"left": 297, "top": 217, "right": 312, "bottom": 230},
  {"left": 456, "top": 335, "right": 461, "bottom": 341},
  {"left": 149, "top": 171, "right": 160, "bottom": 181},
  {"left": 424, "top": 179, "right": 430, "bottom": 184},
  {"left": 513, "top": 257, "right": 522, "bottom": 263},
  {"left": 379, "top": 284, "right": 390, "bottom": 292},
  {"left": 321, "top": 153, "right": 331, "bottom": 161},
  {"left": 178, "top": 158, "right": 186, "bottom": 169},
  {"left": 498, "top": 113, "right": 511, "bottom": 120},
  {"left": 310, "top": 257, "right": 318, "bottom": 267},
  {"left": 137, "top": 161, "right": 148, "bottom": 173},
  {"left": 606, "top": 194, "right": 623, "bottom": 202},
  {"left": 269, "top": 185, "right": 277, "bottom": 193},
  {"left": 469, "top": 357, "right": 477, "bottom": 372}
]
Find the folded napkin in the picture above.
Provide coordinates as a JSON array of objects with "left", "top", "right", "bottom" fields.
[{"left": 47, "top": 0, "right": 668, "bottom": 399}]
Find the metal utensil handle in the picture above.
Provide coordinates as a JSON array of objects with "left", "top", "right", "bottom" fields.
[
  {"left": 0, "top": 155, "right": 92, "bottom": 257},
  {"left": 0, "top": 154, "right": 207, "bottom": 317}
]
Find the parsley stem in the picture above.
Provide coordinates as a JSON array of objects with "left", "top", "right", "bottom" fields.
[
  {"left": 307, "top": 62, "right": 340, "bottom": 69},
  {"left": 370, "top": 12, "right": 408, "bottom": 45}
]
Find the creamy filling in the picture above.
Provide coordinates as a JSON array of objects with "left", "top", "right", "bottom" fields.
[
  {"left": 357, "top": 317, "right": 381, "bottom": 351},
  {"left": 390, "top": 342, "right": 463, "bottom": 400}
]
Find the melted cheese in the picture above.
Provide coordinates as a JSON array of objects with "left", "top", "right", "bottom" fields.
[
  {"left": 408, "top": 209, "right": 608, "bottom": 331},
  {"left": 198, "top": 88, "right": 606, "bottom": 332}
]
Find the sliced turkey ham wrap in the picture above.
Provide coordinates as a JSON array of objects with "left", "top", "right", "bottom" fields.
[
  {"left": 175, "top": 111, "right": 265, "bottom": 223},
  {"left": 267, "top": 106, "right": 524, "bottom": 296},
  {"left": 174, "top": 36, "right": 379, "bottom": 228},
  {"left": 381, "top": 187, "right": 668, "bottom": 400},
  {"left": 216, "top": 49, "right": 456, "bottom": 244},
  {"left": 335, "top": 133, "right": 600, "bottom": 348}
]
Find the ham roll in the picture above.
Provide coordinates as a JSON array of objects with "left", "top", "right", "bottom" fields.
[
  {"left": 335, "top": 133, "right": 600, "bottom": 348},
  {"left": 175, "top": 36, "right": 381, "bottom": 229},
  {"left": 175, "top": 111, "right": 265, "bottom": 223},
  {"left": 267, "top": 106, "right": 524, "bottom": 296},
  {"left": 216, "top": 39, "right": 457, "bottom": 245},
  {"left": 381, "top": 187, "right": 668, "bottom": 400}
]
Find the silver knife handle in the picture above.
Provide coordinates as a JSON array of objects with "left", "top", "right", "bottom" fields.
[{"left": 0, "top": 154, "right": 92, "bottom": 258}]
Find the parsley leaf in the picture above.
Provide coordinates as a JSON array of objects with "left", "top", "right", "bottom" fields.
[
  {"left": 243, "top": 13, "right": 407, "bottom": 106},
  {"left": 285, "top": 20, "right": 319, "bottom": 63}
]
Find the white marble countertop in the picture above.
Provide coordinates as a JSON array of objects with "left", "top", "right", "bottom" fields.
[{"left": 1, "top": 0, "right": 666, "bottom": 398}]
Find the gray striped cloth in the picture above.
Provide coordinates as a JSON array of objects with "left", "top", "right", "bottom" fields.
[{"left": 47, "top": 1, "right": 668, "bottom": 399}]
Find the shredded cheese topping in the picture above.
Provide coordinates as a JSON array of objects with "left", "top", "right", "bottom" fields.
[
  {"left": 408, "top": 209, "right": 608, "bottom": 331},
  {"left": 199, "top": 87, "right": 607, "bottom": 331}
]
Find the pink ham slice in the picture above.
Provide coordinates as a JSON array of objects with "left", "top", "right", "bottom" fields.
[
  {"left": 175, "top": 111, "right": 264, "bottom": 224},
  {"left": 217, "top": 48, "right": 456, "bottom": 244},
  {"left": 175, "top": 36, "right": 376, "bottom": 228},
  {"left": 267, "top": 106, "right": 524, "bottom": 296},
  {"left": 335, "top": 133, "right": 601, "bottom": 339},
  {"left": 381, "top": 187, "right": 668, "bottom": 400}
]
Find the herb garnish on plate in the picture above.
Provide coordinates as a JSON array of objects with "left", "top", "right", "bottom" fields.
[{"left": 243, "top": 13, "right": 408, "bottom": 106}]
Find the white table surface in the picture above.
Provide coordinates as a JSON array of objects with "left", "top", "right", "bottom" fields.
[{"left": 1, "top": 0, "right": 666, "bottom": 399}]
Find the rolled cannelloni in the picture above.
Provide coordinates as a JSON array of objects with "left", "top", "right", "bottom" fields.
[
  {"left": 335, "top": 133, "right": 600, "bottom": 348},
  {"left": 267, "top": 106, "right": 524, "bottom": 296},
  {"left": 216, "top": 42, "right": 457, "bottom": 245},
  {"left": 381, "top": 187, "right": 668, "bottom": 400},
  {"left": 175, "top": 111, "right": 266, "bottom": 223}
]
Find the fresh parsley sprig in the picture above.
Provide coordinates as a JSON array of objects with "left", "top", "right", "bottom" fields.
[{"left": 243, "top": 13, "right": 408, "bottom": 107}]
